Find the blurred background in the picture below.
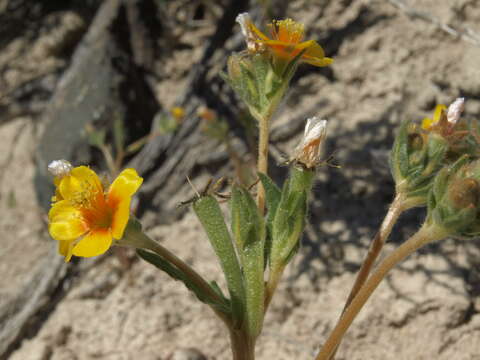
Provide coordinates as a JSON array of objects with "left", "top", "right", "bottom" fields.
[{"left": 1, "top": 0, "right": 480, "bottom": 359}]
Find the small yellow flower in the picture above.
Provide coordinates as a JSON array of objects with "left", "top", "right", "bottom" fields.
[
  {"left": 170, "top": 106, "right": 186, "bottom": 122},
  {"left": 236, "top": 13, "right": 333, "bottom": 67},
  {"left": 47, "top": 161, "right": 143, "bottom": 262}
]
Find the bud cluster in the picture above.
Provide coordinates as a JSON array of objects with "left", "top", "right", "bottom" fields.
[{"left": 390, "top": 98, "right": 477, "bottom": 208}]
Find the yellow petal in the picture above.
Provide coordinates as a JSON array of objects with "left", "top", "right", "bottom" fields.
[
  {"left": 433, "top": 104, "right": 447, "bottom": 123},
  {"left": 300, "top": 40, "right": 325, "bottom": 58},
  {"left": 58, "top": 166, "right": 102, "bottom": 201},
  {"left": 111, "top": 198, "right": 131, "bottom": 239},
  {"left": 48, "top": 201, "right": 87, "bottom": 241},
  {"left": 108, "top": 168, "right": 143, "bottom": 203},
  {"left": 49, "top": 200, "right": 81, "bottom": 221},
  {"left": 250, "top": 22, "right": 269, "bottom": 41},
  {"left": 72, "top": 229, "right": 112, "bottom": 257},
  {"left": 49, "top": 221, "right": 87, "bottom": 241},
  {"left": 58, "top": 240, "right": 75, "bottom": 262},
  {"left": 422, "top": 117, "right": 434, "bottom": 130},
  {"left": 303, "top": 56, "right": 334, "bottom": 67}
]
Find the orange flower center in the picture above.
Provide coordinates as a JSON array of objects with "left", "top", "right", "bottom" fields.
[
  {"left": 269, "top": 19, "right": 305, "bottom": 44},
  {"left": 68, "top": 178, "right": 113, "bottom": 231}
]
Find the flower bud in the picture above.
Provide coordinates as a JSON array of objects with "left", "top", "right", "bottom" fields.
[
  {"left": 427, "top": 157, "right": 480, "bottom": 237},
  {"left": 48, "top": 159, "right": 73, "bottom": 178},
  {"left": 447, "top": 97, "right": 465, "bottom": 125},
  {"left": 293, "top": 117, "right": 327, "bottom": 169},
  {"left": 390, "top": 119, "right": 449, "bottom": 207}
]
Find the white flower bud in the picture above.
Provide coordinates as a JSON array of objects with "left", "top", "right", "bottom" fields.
[
  {"left": 236, "top": 12, "right": 264, "bottom": 53},
  {"left": 48, "top": 159, "right": 73, "bottom": 178},
  {"left": 294, "top": 117, "right": 327, "bottom": 168},
  {"left": 236, "top": 13, "right": 251, "bottom": 38},
  {"left": 447, "top": 97, "right": 465, "bottom": 124}
]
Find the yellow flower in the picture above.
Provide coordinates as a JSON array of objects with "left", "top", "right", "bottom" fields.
[
  {"left": 47, "top": 161, "right": 143, "bottom": 262},
  {"left": 421, "top": 104, "right": 447, "bottom": 130},
  {"left": 236, "top": 13, "right": 333, "bottom": 67}
]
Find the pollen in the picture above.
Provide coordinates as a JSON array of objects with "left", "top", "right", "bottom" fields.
[{"left": 271, "top": 19, "right": 304, "bottom": 44}]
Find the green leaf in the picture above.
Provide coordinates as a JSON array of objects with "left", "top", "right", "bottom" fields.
[
  {"left": 229, "top": 185, "right": 266, "bottom": 337},
  {"left": 193, "top": 195, "right": 245, "bottom": 327},
  {"left": 137, "top": 249, "right": 231, "bottom": 314}
]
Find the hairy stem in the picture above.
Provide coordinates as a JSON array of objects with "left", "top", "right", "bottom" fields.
[
  {"left": 256, "top": 114, "right": 270, "bottom": 214},
  {"left": 229, "top": 329, "right": 256, "bottom": 360},
  {"left": 315, "top": 224, "right": 448, "bottom": 360}
]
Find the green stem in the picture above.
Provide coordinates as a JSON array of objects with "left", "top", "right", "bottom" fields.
[
  {"left": 315, "top": 223, "right": 448, "bottom": 360},
  {"left": 256, "top": 113, "right": 270, "bottom": 215}
]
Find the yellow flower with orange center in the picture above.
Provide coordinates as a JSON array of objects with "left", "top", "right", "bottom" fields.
[
  {"left": 236, "top": 13, "right": 333, "bottom": 67},
  {"left": 47, "top": 160, "right": 143, "bottom": 262}
]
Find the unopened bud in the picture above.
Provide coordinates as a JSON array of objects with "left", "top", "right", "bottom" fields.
[
  {"left": 48, "top": 159, "right": 73, "bottom": 178},
  {"left": 447, "top": 97, "right": 465, "bottom": 124},
  {"left": 448, "top": 177, "right": 479, "bottom": 209},
  {"left": 294, "top": 117, "right": 327, "bottom": 168}
]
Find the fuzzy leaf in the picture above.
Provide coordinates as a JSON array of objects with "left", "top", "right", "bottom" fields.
[{"left": 193, "top": 195, "right": 245, "bottom": 327}]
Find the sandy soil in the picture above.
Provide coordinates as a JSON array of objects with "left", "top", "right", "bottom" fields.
[{"left": 2, "top": 0, "right": 480, "bottom": 359}]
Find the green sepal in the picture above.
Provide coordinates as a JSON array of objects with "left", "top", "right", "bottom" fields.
[
  {"left": 127, "top": 216, "right": 143, "bottom": 233},
  {"left": 270, "top": 186, "right": 308, "bottom": 268},
  {"left": 269, "top": 166, "right": 313, "bottom": 268},
  {"left": 258, "top": 172, "right": 282, "bottom": 269},
  {"left": 230, "top": 185, "right": 266, "bottom": 337},
  {"left": 239, "top": 62, "right": 260, "bottom": 111},
  {"left": 137, "top": 249, "right": 231, "bottom": 315},
  {"left": 225, "top": 52, "right": 296, "bottom": 122},
  {"left": 427, "top": 155, "right": 476, "bottom": 233},
  {"left": 390, "top": 120, "right": 410, "bottom": 180},
  {"left": 193, "top": 195, "right": 245, "bottom": 328}
]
